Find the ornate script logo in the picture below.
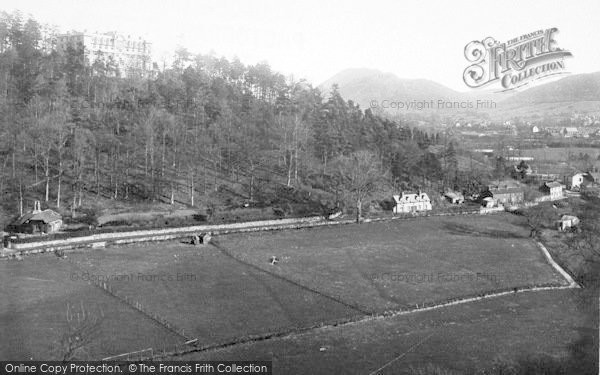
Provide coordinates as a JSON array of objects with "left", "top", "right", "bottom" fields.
[{"left": 463, "top": 28, "right": 572, "bottom": 91}]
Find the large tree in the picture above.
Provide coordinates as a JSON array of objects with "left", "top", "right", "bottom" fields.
[{"left": 333, "top": 150, "right": 384, "bottom": 223}]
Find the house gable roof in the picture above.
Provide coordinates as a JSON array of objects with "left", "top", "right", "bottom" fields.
[
  {"left": 560, "top": 215, "right": 578, "bottom": 221},
  {"left": 10, "top": 209, "right": 62, "bottom": 226},
  {"left": 444, "top": 191, "right": 464, "bottom": 200},
  {"left": 31, "top": 210, "right": 62, "bottom": 223},
  {"left": 544, "top": 181, "right": 563, "bottom": 189},
  {"left": 393, "top": 192, "right": 430, "bottom": 204},
  {"left": 490, "top": 187, "right": 523, "bottom": 195}
]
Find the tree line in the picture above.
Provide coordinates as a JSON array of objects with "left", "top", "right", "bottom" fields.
[{"left": 0, "top": 11, "right": 460, "bottom": 219}]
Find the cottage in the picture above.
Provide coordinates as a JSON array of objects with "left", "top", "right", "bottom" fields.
[
  {"left": 528, "top": 172, "right": 560, "bottom": 182},
  {"left": 481, "top": 197, "right": 495, "bottom": 208},
  {"left": 392, "top": 192, "right": 432, "bottom": 213},
  {"left": 482, "top": 184, "right": 524, "bottom": 205},
  {"left": 546, "top": 127, "right": 562, "bottom": 137},
  {"left": 569, "top": 172, "right": 597, "bottom": 190},
  {"left": 7, "top": 201, "right": 62, "bottom": 234},
  {"left": 557, "top": 215, "right": 579, "bottom": 231},
  {"left": 563, "top": 127, "right": 579, "bottom": 137},
  {"left": 540, "top": 181, "right": 564, "bottom": 200},
  {"left": 584, "top": 172, "right": 600, "bottom": 186},
  {"left": 570, "top": 172, "right": 586, "bottom": 190},
  {"left": 444, "top": 191, "right": 464, "bottom": 204}
]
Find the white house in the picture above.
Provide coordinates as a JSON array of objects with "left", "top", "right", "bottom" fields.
[
  {"left": 563, "top": 127, "right": 579, "bottom": 137},
  {"left": 570, "top": 173, "right": 586, "bottom": 190},
  {"left": 481, "top": 197, "right": 495, "bottom": 208},
  {"left": 531, "top": 125, "right": 540, "bottom": 133},
  {"left": 444, "top": 191, "right": 464, "bottom": 204},
  {"left": 540, "top": 181, "right": 564, "bottom": 200},
  {"left": 392, "top": 192, "right": 432, "bottom": 214},
  {"left": 557, "top": 215, "right": 579, "bottom": 231}
]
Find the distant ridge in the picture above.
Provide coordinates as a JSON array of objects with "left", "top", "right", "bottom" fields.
[
  {"left": 501, "top": 71, "right": 600, "bottom": 105},
  {"left": 320, "top": 68, "right": 600, "bottom": 116},
  {"left": 318, "top": 68, "right": 462, "bottom": 110}
]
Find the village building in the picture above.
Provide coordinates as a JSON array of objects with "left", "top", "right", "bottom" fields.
[
  {"left": 540, "top": 181, "right": 564, "bottom": 200},
  {"left": 557, "top": 215, "right": 579, "bottom": 231},
  {"left": 569, "top": 172, "right": 599, "bottom": 190},
  {"left": 481, "top": 197, "right": 495, "bottom": 208},
  {"left": 578, "top": 128, "right": 595, "bottom": 138},
  {"left": 6, "top": 201, "right": 63, "bottom": 234},
  {"left": 56, "top": 31, "right": 153, "bottom": 77},
  {"left": 506, "top": 156, "right": 534, "bottom": 162},
  {"left": 562, "top": 127, "right": 579, "bottom": 137},
  {"left": 444, "top": 191, "right": 464, "bottom": 204},
  {"left": 569, "top": 172, "right": 586, "bottom": 190},
  {"left": 585, "top": 172, "right": 600, "bottom": 185},
  {"left": 527, "top": 172, "right": 560, "bottom": 183},
  {"left": 392, "top": 192, "right": 432, "bottom": 214},
  {"left": 480, "top": 184, "right": 524, "bottom": 206},
  {"left": 545, "top": 127, "right": 562, "bottom": 137}
]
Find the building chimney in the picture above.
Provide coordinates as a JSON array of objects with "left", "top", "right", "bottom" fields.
[{"left": 33, "top": 200, "right": 41, "bottom": 214}]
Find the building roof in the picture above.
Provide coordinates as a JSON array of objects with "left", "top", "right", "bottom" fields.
[
  {"left": 31, "top": 210, "right": 62, "bottom": 223},
  {"left": 444, "top": 191, "right": 464, "bottom": 199},
  {"left": 393, "top": 192, "right": 430, "bottom": 204},
  {"left": 560, "top": 215, "right": 579, "bottom": 221},
  {"left": 544, "top": 181, "right": 563, "bottom": 189},
  {"left": 492, "top": 188, "right": 524, "bottom": 195},
  {"left": 11, "top": 209, "right": 62, "bottom": 226},
  {"left": 488, "top": 183, "right": 523, "bottom": 195},
  {"left": 584, "top": 172, "right": 600, "bottom": 182}
]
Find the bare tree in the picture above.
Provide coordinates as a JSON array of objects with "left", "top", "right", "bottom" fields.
[
  {"left": 51, "top": 117, "right": 70, "bottom": 209},
  {"left": 566, "top": 194, "right": 600, "bottom": 287},
  {"left": 523, "top": 204, "right": 555, "bottom": 238},
  {"left": 56, "top": 302, "right": 104, "bottom": 361},
  {"left": 333, "top": 150, "right": 384, "bottom": 223}
]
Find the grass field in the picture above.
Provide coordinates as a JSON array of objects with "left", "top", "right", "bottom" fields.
[
  {"left": 0, "top": 255, "right": 183, "bottom": 360},
  {"left": 218, "top": 214, "right": 565, "bottom": 311},
  {"left": 67, "top": 242, "right": 358, "bottom": 348},
  {"left": 0, "top": 212, "right": 584, "bottom": 366},
  {"left": 185, "top": 289, "right": 597, "bottom": 374}
]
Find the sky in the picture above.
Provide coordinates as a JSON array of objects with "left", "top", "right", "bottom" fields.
[{"left": 2, "top": 0, "right": 599, "bottom": 91}]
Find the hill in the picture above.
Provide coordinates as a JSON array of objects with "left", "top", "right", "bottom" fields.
[
  {"left": 502, "top": 71, "right": 600, "bottom": 105},
  {"left": 494, "top": 71, "right": 600, "bottom": 116},
  {"left": 319, "top": 68, "right": 462, "bottom": 111}
]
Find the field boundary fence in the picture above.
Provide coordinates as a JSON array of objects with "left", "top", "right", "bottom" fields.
[
  {"left": 65, "top": 257, "right": 192, "bottom": 341},
  {"left": 102, "top": 348, "right": 153, "bottom": 361},
  {"left": 95, "top": 236, "right": 580, "bottom": 362},
  {"left": 2, "top": 206, "right": 518, "bottom": 258},
  {"left": 117, "top": 279, "right": 579, "bottom": 361}
]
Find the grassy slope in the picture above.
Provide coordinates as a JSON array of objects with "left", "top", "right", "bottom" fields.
[
  {"left": 67, "top": 243, "right": 359, "bottom": 347},
  {"left": 219, "top": 214, "right": 565, "bottom": 311},
  {"left": 186, "top": 289, "right": 597, "bottom": 374},
  {"left": 66, "top": 214, "right": 564, "bottom": 348},
  {"left": 1, "top": 213, "right": 577, "bottom": 362},
  {"left": 0, "top": 254, "right": 183, "bottom": 360}
]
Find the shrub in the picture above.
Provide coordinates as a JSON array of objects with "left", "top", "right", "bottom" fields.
[{"left": 101, "top": 220, "right": 132, "bottom": 227}]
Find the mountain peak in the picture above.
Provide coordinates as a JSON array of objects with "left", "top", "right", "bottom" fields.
[{"left": 319, "top": 68, "right": 461, "bottom": 110}]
